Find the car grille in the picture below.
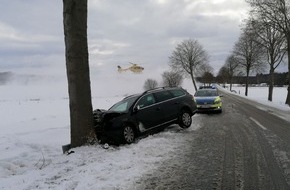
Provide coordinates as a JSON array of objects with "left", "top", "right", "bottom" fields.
[
  {"left": 93, "top": 111, "right": 104, "bottom": 130},
  {"left": 93, "top": 113, "right": 102, "bottom": 123},
  {"left": 196, "top": 99, "right": 214, "bottom": 105},
  {"left": 93, "top": 113, "right": 104, "bottom": 133}
]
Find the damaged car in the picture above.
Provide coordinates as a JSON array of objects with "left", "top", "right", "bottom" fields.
[{"left": 93, "top": 87, "right": 197, "bottom": 144}]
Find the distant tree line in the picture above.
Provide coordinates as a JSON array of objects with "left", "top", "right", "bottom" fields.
[{"left": 215, "top": 72, "right": 288, "bottom": 87}]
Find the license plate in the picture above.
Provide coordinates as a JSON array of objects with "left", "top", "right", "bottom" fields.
[{"left": 201, "top": 105, "right": 211, "bottom": 108}]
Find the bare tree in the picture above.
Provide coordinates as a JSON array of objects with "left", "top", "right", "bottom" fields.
[
  {"left": 199, "top": 62, "right": 214, "bottom": 77},
  {"left": 217, "top": 66, "right": 230, "bottom": 85},
  {"left": 63, "top": 0, "right": 94, "bottom": 148},
  {"left": 169, "top": 39, "right": 209, "bottom": 91},
  {"left": 246, "top": 0, "right": 290, "bottom": 105},
  {"left": 143, "top": 79, "right": 158, "bottom": 90},
  {"left": 198, "top": 62, "right": 214, "bottom": 85},
  {"left": 247, "top": 18, "right": 286, "bottom": 101},
  {"left": 233, "top": 27, "right": 265, "bottom": 96},
  {"left": 162, "top": 71, "right": 183, "bottom": 87},
  {"left": 225, "top": 55, "right": 240, "bottom": 91},
  {"left": 200, "top": 71, "right": 214, "bottom": 86}
]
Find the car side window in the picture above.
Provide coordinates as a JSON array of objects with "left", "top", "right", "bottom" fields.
[
  {"left": 113, "top": 102, "right": 128, "bottom": 112},
  {"left": 154, "top": 90, "right": 174, "bottom": 102},
  {"left": 136, "top": 94, "right": 156, "bottom": 109},
  {"left": 169, "top": 89, "right": 185, "bottom": 97}
]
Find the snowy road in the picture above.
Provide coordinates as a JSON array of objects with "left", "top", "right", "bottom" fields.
[{"left": 131, "top": 90, "right": 290, "bottom": 189}]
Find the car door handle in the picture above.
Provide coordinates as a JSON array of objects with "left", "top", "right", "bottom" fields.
[
  {"left": 156, "top": 107, "right": 161, "bottom": 111},
  {"left": 174, "top": 102, "right": 180, "bottom": 105}
]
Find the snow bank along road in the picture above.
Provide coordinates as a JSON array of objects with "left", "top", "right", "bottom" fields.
[{"left": 132, "top": 90, "right": 290, "bottom": 189}]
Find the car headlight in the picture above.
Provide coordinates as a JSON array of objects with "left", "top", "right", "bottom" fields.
[{"left": 214, "top": 97, "right": 221, "bottom": 104}]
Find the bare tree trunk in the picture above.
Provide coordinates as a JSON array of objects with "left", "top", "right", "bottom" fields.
[
  {"left": 268, "top": 67, "right": 274, "bottom": 101},
  {"left": 190, "top": 72, "right": 198, "bottom": 91},
  {"left": 229, "top": 75, "right": 233, "bottom": 91},
  {"left": 286, "top": 33, "right": 290, "bottom": 106},
  {"left": 63, "top": 0, "right": 94, "bottom": 148},
  {"left": 245, "top": 69, "right": 250, "bottom": 96}
]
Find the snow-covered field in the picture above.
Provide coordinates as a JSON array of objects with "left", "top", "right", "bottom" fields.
[
  {"left": 226, "top": 84, "right": 289, "bottom": 111},
  {"left": 0, "top": 79, "right": 289, "bottom": 190}
]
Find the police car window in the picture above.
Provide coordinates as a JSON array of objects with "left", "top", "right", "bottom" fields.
[
  {"left": 169, "top": 89, "right": 185, "bottom": 97},
  {"left": 154, "top": 91, "right": 173, "bottom": 102},
  {"left": 136, "top": 94, "right": 155, "bottom": 109}
]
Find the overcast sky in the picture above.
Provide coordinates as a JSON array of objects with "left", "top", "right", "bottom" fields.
[{"left": 0, "top": 0, "right": 250, "bottom": 80}]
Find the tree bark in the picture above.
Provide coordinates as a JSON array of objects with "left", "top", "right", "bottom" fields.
[
  {"left": 245, "top": 68, "right": 250, "bottom": 96},
  {"left": 286, "top": 32, "right": 290, "bottom": 106},
  {"left": 268, "top": 67, "right": 274, "bottom": 101},
  {"left": 63, "top": 0, "right": 94, "bottom": 147},
  {"left": 230, "top": 75, "right": 233, "bottom": 91},
  {"left": 190, "top": 72, "right": 198, "bottom": 91}
]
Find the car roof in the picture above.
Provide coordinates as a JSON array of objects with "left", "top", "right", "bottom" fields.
[
  {"left": 123, "top": 86, "right": 184, "bottom": 100},
  {"left": 145, "top": 86, "right": 180, "bottom": 92},
  {"left": 123, "top": 93, "right": 141, "bottom": 100}
]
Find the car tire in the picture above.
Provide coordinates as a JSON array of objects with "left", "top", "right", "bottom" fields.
[
  {"left": 122, "top": 125, "right": 135, "bottom": 144},
  {"left": 179, "top": 110, "right": 192, "bottom": 128}
]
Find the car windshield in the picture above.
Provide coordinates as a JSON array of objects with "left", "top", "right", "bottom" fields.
[
  {"left": 109, "top": 95, "right": 139, "bottom": 112},
  {"left": 195, "top": 90, "right": 218, "bottom": 97}
]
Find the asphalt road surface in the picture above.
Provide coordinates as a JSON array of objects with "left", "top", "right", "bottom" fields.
[{"left": 132, "top": 89, "right": 290, "bottom": 190}]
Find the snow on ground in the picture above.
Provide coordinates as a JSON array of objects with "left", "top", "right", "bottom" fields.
[
  {"left": 219, "top": 84, "right": 290, "bottom": 123},
  {"left": 223, "top": 84, "right": 290, "bottom": 111},
  {"left": 0, "top": 78, "right": 199, "bottom": 190},
  {"left": 0, "top": 79, "right": 289, "bottom": 190}
]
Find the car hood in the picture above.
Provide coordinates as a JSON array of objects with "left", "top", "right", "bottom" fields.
[
  {"left": 93, "top": 109, "right": 125, "bottom": 124},
  {"left": 194, "top": 96, "right": 219, "bottom": 104}
]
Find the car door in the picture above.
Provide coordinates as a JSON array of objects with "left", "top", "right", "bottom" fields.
[
  {"left": 153, "top": 90, "right": 178, "bottom": 123},
  {"left": 133, "top": 94, "right": 163, "bottom": 131},
  {"left": 167, "top": 89, "right": 186, "bottom": 118}
]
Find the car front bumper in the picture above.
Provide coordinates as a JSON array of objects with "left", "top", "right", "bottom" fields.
[{"left": 196, "top": 103, "right": 222, "bottom": 112}]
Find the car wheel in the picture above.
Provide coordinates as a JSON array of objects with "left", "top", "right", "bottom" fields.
[
  {"left": 179, "top": 110, "right": 192, "bottom": 128},
  {"left": 122, "top": 125, "right": 135, "bottom": 144}
]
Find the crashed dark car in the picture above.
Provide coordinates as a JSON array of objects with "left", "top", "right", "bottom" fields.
[{"left": 93, "top": 87, "right": 197, "bottom": 144}]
